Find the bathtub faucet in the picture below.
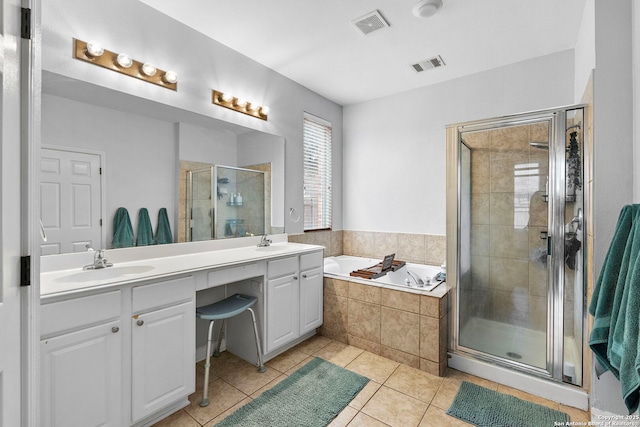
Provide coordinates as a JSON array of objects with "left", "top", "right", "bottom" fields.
[{"left": 406, "top": 270, "right": 425, "bottom": 287}]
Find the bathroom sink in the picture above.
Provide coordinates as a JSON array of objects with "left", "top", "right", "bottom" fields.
[
  {"left": 255, "top": 245, "right": 285, "bottom": 252},
  {"left": 55, "top": 265, "right": 155, "bottom": 283}
]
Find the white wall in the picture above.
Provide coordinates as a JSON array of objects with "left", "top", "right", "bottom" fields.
[
  {"left": 343, "top": 50, "right": 575, "bottom": 235},
  {"left": 42, "top": 94, "right": 177, "bottom": 247},
  {"left": 574, "top": 0, "right": 596, "bottom": 103},
  {"left": 41, "top": 0, "right": 343, "bottom": 235},
  {"left": 589, "top": 0, "right": 635, "bottom": 416}
]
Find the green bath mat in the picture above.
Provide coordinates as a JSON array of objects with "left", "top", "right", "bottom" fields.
[
  {"left": 446, "top": 381, "right": 570, "bottom": 427},
  {"left": 214, "top": 357, "right": 369, "bottom": 427}
]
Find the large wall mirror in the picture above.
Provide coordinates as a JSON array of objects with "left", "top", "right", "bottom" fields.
[{"left": 40, "top": 71, "right": 285, "bottom": 255}]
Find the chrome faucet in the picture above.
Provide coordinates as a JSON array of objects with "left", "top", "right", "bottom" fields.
[
  {"left": 406, "top": 270, "right": 425, "bottom": 287},
  {"left": 83, "top": 244, "right": 113, "bottom": 270},
  {"left": 257, "top": 234, "right": 272, "bottom": 247}
]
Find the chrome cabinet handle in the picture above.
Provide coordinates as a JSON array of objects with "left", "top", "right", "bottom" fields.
[
  {"left": 293, "top": 276, "right": 298, "bottom": 280},
  {"left": 302, "top": 274, "right": 307, "bottom": 278},
  {"left": 137, "top": 319, "right": 144, "bottom": 326},
  {"left": 112, "top": 326, "right": 119, "bottom": 333}
]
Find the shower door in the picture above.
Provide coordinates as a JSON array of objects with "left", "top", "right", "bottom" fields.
[
  {"left": 187, "top": 167, "right": 214, "bottom": 241},
  {"left": 448, "top": 106, "right": 586, "bottom": 386}
]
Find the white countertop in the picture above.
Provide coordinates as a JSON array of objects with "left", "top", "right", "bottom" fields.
[{"left": 41, "top": 241, "right": 324, "bottom": 298}]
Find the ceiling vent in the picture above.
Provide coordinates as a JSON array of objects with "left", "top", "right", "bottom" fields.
[
  {"left": 351, "top": 10, "right": 390, "bottom": 36},
  {"left": 411, "top": 55, "right": 446, "bottom": 72}
]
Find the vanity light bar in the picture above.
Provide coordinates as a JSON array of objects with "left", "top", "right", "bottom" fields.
[
  {"left": 73, "top": 39, "right": 178, "bottom": 91},
  {"left": 212, "top": 90, "right": 269, "bottom": 121}
]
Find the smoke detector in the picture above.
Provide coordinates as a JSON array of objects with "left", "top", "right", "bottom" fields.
[
  {"left": 413, "top": 0, "right": 443, "bottom": 18},
  {"left": 351, "top": 10, "right": 390, "bottom": 36},
  {"left": 411, "top": 55, "right": 446, "bottom": 72}
]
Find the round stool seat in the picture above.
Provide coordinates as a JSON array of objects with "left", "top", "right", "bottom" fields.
[{"left": 196, "top": 294, "right": 257, "bottom": 320}]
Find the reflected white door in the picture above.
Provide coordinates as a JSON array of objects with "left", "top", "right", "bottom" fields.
[{"left": 40, "top": 147, "right": 103, "bottom": 255}]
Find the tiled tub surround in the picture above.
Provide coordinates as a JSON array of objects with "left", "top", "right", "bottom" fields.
[
  {"left": 289, "top": 229, "right": 446, "bottom": 265},
  {"left": 320, "top": 273, "right": 448, "bottom": 377}
]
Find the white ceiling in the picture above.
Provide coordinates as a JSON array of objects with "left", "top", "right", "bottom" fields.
[{"left": 140, "top": 0, "right": 587, "bottom": 106}]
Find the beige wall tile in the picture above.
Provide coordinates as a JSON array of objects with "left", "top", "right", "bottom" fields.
[
  {"left": 324, "top": 277, "right": 349, "bottom": 297},
  {"left": 470, "top": 255, "right": 490, "bottom": 289},
  {"left": 471, "top": 161, "right": 489, "bottom": 194},
  {"left": 323, "top": 293, "right": 349, "bottom": 333},
  {"left": 420, "top": 295, "right": 446, "bottom": 319},
  {"left": 381, "top": 288, "right": 420, "bottom": 314},
  {"left": 352, "top": 231, "right": 375, "bottom": 258},
  {"left": 330, "top": 230, "right": 343, "bottom": 256},
  {"left": 380, "top": 346, "right": 420, "bottom": 369},
  {"left": 489, "top": 225, "right": 528, "bottom": 259},
  {"left": 343, "top": 230, "right": 355, "bottom": 255},
  {"left": 319, "top": 326, "right": 348, "bottom": 344},
  {"left": 528, "top": 262, "right": 548, "bottom": 297},
  {"left": 471, "top": 224, "right": 490, "bottom": 256},
  {"left": 347, "top": 334, "right": 381, "bottom": 355},
  {"left": 372, "top": 232, "right": 398, "bottom": 259},
  {"left": 349, "top": 282, "right": 382, "bottom": 304},
  {"left": 425, "top": 235, "right": 446, "bottom": 265},
  {"left": 471, "top": 193, "right": 490, "bottom": 225},
  {"left": 464, "top": 130, "right": 490, "bottom": 150},
  {"left": 528, "top": 192, "right": 548, "bottom": 226},
  {"left": 489, "top": 257, "right": 528, "bottom": 291},
  {"left": 420, "top": 316, "right": 440, "bottom": 362},
  {"left": 397, "top": 233, "right": 426, "bottom": 263},
  {"left": 348, "top": 299, "right": 381, "bottom": 343},
  {"left": 419, "top": 358, "right": 445, "bottom": 377},
  {"left": 381, "top": 307, "right": 419, "bottom": 356},
  {"left": 489, "top": 192, "right": 516, "bottom": 226}
]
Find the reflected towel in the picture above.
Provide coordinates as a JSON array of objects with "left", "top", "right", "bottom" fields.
[
  {"left": 112, "top": 207, "right": 134, "bottom": 248},
  {"left": 155, "top": 208, "right": 173, "bottom": 245},
  {"left": 589, "top": 204, "right": 640, "bottom": 413},
  {"left": 136, "top": 208, "right": 155, "bottom": 246}
]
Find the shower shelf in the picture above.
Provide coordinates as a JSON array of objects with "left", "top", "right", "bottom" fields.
[
  {"left": 540, "top": 194, "right": 576, "bottom": 203},
  {"left": 226, "top": 202, "right": 243, "bottom": 207}
]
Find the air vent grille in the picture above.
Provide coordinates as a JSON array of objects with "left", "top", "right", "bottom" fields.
[
  {"left": 352, "top": 10, "right": 390, "bottom": 35},
  {"left": 411, "top": 55, "right": 446, "bottom": 72}
]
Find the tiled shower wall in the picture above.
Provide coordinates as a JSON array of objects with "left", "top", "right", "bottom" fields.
[
  {"left": 463, "top": 123, "right": 558, "bottom": 332},
  {"left": 289, "top": 230, "right": 446, "bottom": 266}
]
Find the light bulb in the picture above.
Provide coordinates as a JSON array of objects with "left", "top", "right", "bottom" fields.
[
  {"left": 234, "top": 98, "right": 247, "bottom": 108},
  {"left": 220, "top": 93, "right": 233, "bottom": 103},
  {"left": 141, "top": 63, "right": 157, "bottom": 77},
  {"left": 260, "top": 105, "right": 270, "bottom": 116},
  {"left": 85, "top": 41, "right": 104, "bottom": 58},
  {"left": 163, "top": 70, "right": 178, "bottom": 84},
  {"left": 248, "top": 102, "right": 260, "bottom": 112},
  {"left": 116, "top": 53, "right": 133, "bottom": 68}
]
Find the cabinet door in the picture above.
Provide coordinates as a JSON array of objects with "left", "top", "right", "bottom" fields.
[
  {"left": 40, "top": 321, "right": 122, "bottom": 427},
  {"left": 131, "top": 301, "right": 195, "bottom": 423},
  {"left": 266, "top": 273, "right": 299, "bottom": 353},
  {"left": 300, "top": 266, "right": 324, "bottom": 334}
]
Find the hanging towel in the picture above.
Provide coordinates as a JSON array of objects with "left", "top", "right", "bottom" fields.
[
  {"left": 589, "top": 204, "right": 640, "bottom": 413},
  {"left": 136, "top": 208, "right": 155, "bottom": 246},
  {"left": 112, "top": 207, "right": 134, "bottom": 248},
  {"left": 155, "top": 208, "right": 173, "bottom": 245}
]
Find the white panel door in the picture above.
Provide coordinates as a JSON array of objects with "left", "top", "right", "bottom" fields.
[
  {"left": 40, "top": 147, "right": 102, "bottom": 255},
  {"left": 300, "top": 266, "right": 323, "bottom": 334},
  {"left": 1, "top": 0, "right": 25, "bottom": 425},
  {"left": 266, "top": 274, "right": 299, "bottom": 353}
]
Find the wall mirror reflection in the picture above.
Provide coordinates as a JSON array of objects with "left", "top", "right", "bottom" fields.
[{"left": 39, "top": 72, "right": 285, "bottom": 255}]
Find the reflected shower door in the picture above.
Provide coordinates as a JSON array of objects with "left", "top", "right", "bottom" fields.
[
  {"left": 458, "top": 120, "right": 551, "bottom": 373},
  {"left": 187, "top": 167, "right": 214, "bottom": 241}
]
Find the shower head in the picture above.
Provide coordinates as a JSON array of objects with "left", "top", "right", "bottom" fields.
[{"left": 529, "top": 142, "right": 549, "bottom": 150}]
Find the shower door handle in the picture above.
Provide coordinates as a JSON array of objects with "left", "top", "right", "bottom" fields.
[{"left": 540, "top": 231, "right": 551, "bottom": 255}]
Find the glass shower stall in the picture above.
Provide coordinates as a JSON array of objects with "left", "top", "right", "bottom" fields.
[{"left": 446, "top": 105, "right": 588, "bottom": 394}]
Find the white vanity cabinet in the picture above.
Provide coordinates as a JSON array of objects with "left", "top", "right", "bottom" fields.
[
  {"left": 130, "top": 276, "right": 195, "bottom": 424},
  {"left": 40, "top": 290, "right": 123, "bottom": 427},
  {"left": 265, "top": 249, "right": 323, "bottom": 354}
]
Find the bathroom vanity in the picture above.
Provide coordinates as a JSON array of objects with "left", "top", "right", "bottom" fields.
[{"left": 39, "top": 239, "right": 323, "bottom": 427}]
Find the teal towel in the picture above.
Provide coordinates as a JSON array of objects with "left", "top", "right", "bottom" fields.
[
  {"left": 155, "top": 208, "right": 173, "bottom": 245},
  {"left": 589, "top": 204, "right": 640, "bottom": 413},
  {"left": 136, "top": 208, "right": 155, "bottom": 246},
  {"left": 112, "top": 207, "right": 134, "bottom": 248}
]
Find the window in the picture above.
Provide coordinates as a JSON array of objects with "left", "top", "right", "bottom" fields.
[{"left": 303, "top": 113, "right": 332, "bottom": 231}]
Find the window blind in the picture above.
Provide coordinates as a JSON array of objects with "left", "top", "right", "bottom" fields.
[{"left": 303, "top": 114, "right": 332, "bottom": 231}]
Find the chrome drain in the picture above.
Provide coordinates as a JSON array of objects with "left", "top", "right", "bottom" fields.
[{"left": 506, "top": 352, "right": 522, "bottom": 359}]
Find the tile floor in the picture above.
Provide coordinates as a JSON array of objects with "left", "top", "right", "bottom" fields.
[{"left": 152, "top": 335, "right": 591, "bottom": 427}]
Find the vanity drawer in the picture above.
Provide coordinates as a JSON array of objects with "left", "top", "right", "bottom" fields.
[
  {"left": 41, "top": 290, "right": 122, "bottom": 337},
  {"left": 300, "top": 251, "right": 323, "bottom": 271},
  {"left": 132, "top": 276, "right": 194, "bottom": 313},
  {"left": 268, "top": 256, "right": 298, "bottom": 279},
  {"left": 207, "top": 262, "right": 263, "bottom": 288}
]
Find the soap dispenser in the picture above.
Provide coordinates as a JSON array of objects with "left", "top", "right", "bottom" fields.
[{"left": 237, "top": 192, "right": 243, "bottom": 205}]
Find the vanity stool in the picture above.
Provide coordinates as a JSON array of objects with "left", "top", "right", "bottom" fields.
[{"left": 196, "top": 293, "right": 266, "bottom": 407}]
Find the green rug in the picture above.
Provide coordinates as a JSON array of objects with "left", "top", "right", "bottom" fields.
[
  {"left": 214, "top": 357, "right": 369, "bottom": 427},
  {"left": 446, "top": 381, "right": 570, "bottom": 427}
]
